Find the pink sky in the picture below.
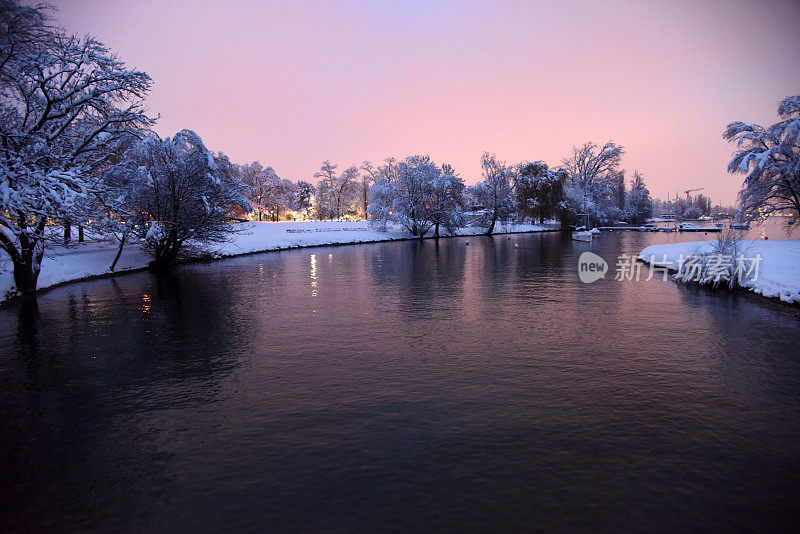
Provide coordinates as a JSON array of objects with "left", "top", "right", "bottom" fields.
[{"left": 52, "top": 0, "right": 799, "bottom": 204}]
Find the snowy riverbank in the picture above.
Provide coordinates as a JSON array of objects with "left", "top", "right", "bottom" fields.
[
  {"left": 639, "top": 239, "right": 800, "bottom": 304},
  {"left": 0, "top": 220, "right": 554, "bottom": 303}
]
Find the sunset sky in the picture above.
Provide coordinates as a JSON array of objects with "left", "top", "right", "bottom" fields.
[{"left": 51, "top": 0, "right": 800, "bottom": 204}]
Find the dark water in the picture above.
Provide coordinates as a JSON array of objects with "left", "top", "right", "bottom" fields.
[{"left": 1, "top": 229, "right": 799, "bottom": 532}]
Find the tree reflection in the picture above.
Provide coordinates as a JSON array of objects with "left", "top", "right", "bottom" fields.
[{"left": 0, "top": 264, "right": 257, "bottom": 530}]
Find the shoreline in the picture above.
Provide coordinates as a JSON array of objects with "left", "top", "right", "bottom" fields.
[
  {"left": 0, "top": 222, "right": 558, "bottom": 307},
  {"left": 637, "top": 240, "right": 800, "bottom": 308},
  {"left": 635, "top": 257, "right": 800, "bottom": 310}
]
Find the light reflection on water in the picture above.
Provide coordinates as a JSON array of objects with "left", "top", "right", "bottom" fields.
[{"left": 0, "top": 226, "right": 799, "bottom": 532}]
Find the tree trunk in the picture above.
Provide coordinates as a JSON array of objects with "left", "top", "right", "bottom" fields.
[
  {"left": 110, "top": 234, "right": 126, "bottom": 271},
  {"left": 12, "top": 258, "right": 39, "bottom": 296},
  {"left": 63, "top": 220, "right": 71, "bottom": 243},
  {"left": 150, "top": 248, "right": 178, "bottom": 270},
  {"left": 78, "top": 225, "right": 84, "bottom": 242},
  {"left": 149, "top": 233, "right": 181, "bottom": 271},
  {"left": 10, "top": 238, "right": 44, "bottom": 297},
  {"left": 435, "top": 221, "right": 440, "bottom": 238},
  {"left": 487, "top": 213, "right": 497, "bottom": 235}
]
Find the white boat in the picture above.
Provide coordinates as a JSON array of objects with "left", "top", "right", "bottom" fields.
[
  {"left": 730, "top": 222, "right": 750, "bottom": 230},
  {"left": 640, "top": 223, "right": 658, "bottom": 232},
  {"left": 572, "top": 230, "right": 593, "bottom": 243},
  {"left": 572, "top": 213, "right": 593, "bottom": 242},
  {"left": 679, "top": 222, "right": 695, "bottom": 230}
]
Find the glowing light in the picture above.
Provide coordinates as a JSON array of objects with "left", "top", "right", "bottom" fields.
[
  {"left": 310, "top": 254, "right": 317, "bottom": 297},
  {"left": 140, "top": 293, "right": 151, "bottom": 314}
]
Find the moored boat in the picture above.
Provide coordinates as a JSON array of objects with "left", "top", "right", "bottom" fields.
[{"left": 572, "top": 230, "right": 593, "bottom": 242}]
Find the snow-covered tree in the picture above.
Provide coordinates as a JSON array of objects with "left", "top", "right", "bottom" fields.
[
  {"left": 363, "top": 158, "right": 402, "bottom": 228},
  {"left": 682, "top": 205, "right": 702, "bottom": 219},
  {"left": 563, "top": 141, "right": 624, "bottom": 189},
  {"left": 313, "top": 160, "right": 359, "bottom": 219},
  {"left": 107, "top": 130, "right": 251, "bottom": 268},
  {"left": 515, "top": 161, "right": 567, "bottom": 224},
  {"left": 239, "top": 162, "right": 296, "bottom": 221},
  {"left": 429, "top": 163, "right": 466, "bottom": 237},
  {"left": 693, "top": 194, "right": 711, "bottom": 216},
  {"left": 562, "top": 141, "right": 625, "bottom": 225},
  {"left": 610, "top": 170, "right": 626, "bottom": 210},
  {"left": 368, "top": 155, "right": 465, "bottom": 237},
  {"left": 623, "top": 171, "right": 653, "bottom": 224},
  {"left": 294, "top": 180, "right": 315, "bottom": 218},
  {"left": 0, "top": 1, "right": 52, "bottom": 83},
  {"left": 94, "top": 136, "right": 145, "bottom": 271},
  {"left": 0, "top": 2, "right": 153, "bottom": 295},
  {"left": 359, "top": 161, "right": 385, "bottom": 218},
  {"left": 336, "top": 165, "right": 360, "bottom": 218},
  {"left": 724, "top": 95, "right": 800, "bottom": 224},
  {"left": 386, "top": 155, "right": 436, "bottom": 237},
  {"left": 366, "top": 177, "right": 394, "bottom": 231},
  {"left": 313, "top": 160, "right": 338, "bottom": 219},
  {"left": 260, "top": 168, "right": 295, "bottom": 221},
  {"left": 470, "top": 152, "right": 516, "bottom": 235},
  {"left": 239, "top": 162, "right": 267, "bottom": 220}
]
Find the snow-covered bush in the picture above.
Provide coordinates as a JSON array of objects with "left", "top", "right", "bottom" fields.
[
  {"left": 106, "top": 130, "right": 251, "bottom": 268},
  {"left": 672, "top": 231, "right": 754, "bottom": 290}
]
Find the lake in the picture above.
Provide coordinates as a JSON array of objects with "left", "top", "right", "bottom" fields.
[{"left": 1, "top": 226, "right": 799, "bottom": 531}]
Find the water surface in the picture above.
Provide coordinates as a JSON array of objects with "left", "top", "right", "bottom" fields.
[{"left": 1, "top": 229, "right": 799, "bottom": 532}]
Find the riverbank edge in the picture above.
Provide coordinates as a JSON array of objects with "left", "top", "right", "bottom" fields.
[
  {"left": 634, "top": 255, "right": 800, "bottom": 310},
  {"left": 0, "top": 226, "right": 560, "bottom": 308}
]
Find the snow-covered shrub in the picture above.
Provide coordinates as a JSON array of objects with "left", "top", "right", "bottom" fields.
[
  {"left": 106, "top": 131, "right": 252, "bottom": 268},
  {"left": 673, "top": 231, "right": 755, "bottom": 290}
]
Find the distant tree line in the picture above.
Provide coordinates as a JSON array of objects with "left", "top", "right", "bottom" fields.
[
  {"left": 0, "top": 0, "right": 661, "bottom": 297},
  {"left": 5, "top": 1, "right": 796, "bottom": 300}
]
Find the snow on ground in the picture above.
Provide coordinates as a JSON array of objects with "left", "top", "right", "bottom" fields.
[
  {"left": 0, "top": 220, "right": 552, "bottom": 302},
  {"left": 639, "top": 239, "right": 800, "bottom": 304}
]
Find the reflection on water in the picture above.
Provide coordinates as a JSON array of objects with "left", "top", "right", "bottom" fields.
[{"left": 1, "top": 229, "right": 799, "bottom": 531}]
